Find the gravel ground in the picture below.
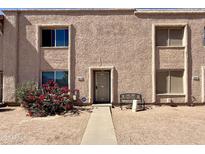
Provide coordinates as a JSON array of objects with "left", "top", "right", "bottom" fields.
[
  {"left": 0, "top": 107, "right": 91, "bottom": 145},
  {"left": 112, "top": 106, "right": 205, "bottom": 145}
]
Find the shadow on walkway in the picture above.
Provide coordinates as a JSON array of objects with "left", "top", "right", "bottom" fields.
[{"left": 0, "top": 108, "right": 15, "bottom": 112}]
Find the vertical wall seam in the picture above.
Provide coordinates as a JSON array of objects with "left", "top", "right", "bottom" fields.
[
  {"left": 68, "top": 25, "right": 72, "bottom": 90},
  {"left": 201, "top": 66, "right": 205, "bottom": 103},
  {"left": 184, "top": 24, "right": 189, "bottom": 103},
  {"left": 152, "top": 24, "right": 156, "bottom": 103},
  {"left": 16, "top": 12, "right": 19, "bottom": 85}
]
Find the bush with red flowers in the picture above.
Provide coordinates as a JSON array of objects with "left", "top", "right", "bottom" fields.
[{"left": 16, "top": 80, "right": 73, "bottom": 117}]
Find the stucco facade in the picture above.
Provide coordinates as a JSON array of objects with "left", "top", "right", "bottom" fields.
[{"left": 0, "top": 9, "right": 205, "bottom": 105}]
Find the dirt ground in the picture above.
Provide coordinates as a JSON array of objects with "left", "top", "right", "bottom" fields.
[
  {"left": 0, "top": 107, "right": 91, "bottom": 145},
  {"left": 112, "top": 105, "right": 205, "bottom": 145}
]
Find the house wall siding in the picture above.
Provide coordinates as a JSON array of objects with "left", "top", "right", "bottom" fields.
[
  {"left": 156, "top": 48, "right": 184, "bottom": 69},
  {"left": 0, "top": 34, "right": 2, "bottom": 70},
  {"left": 2, "top": 12, "right": 18, "bottom": 103},
  {"left": 2, "top": 10, "right": 205, "bottom": 105}
]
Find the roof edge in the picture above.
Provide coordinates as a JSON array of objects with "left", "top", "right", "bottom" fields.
[
  {"left": 134, "top": 9, "right": 205, "bottom": 14},
  {"left": 2, "top": 8, "right": 135, "bottom": 13}
]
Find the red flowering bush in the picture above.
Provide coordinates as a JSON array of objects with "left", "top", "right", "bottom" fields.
[{"left": 16, "top": 80, "right": 73, "bottom": 117}]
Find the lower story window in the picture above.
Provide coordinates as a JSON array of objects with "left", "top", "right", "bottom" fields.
[
  {"left": 42, "top": 71, "right": 68, "bottom": 87},
  {"left": 156, "top": 70, "right": 184, "bottom": 94}
]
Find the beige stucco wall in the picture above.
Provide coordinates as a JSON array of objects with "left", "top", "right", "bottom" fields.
[
  {"left": 2, "top": 10, "right": 205, "bottom": 105},
  {"left": 0, "top": 34, "right": 2, "bottom": 70},
  {"left": 40, "top": 48, "right": 68, "bottom": 70},
  {"left": 13, "top": 10, "right": 153, "bottom": 104},
  {"left": 2, "top": 12, "right": 18, "bottom": 103},
  {"left": 156, "top": 47, "right": 184, "bottom": 69}
]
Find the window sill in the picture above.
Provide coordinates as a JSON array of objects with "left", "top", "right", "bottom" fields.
[
  {"left": 156, "top": 46, "right": 185, "bottom": 49},
  {"left": 41, "top": 47, "right": 69, "bottom": 49},
  {"left": 157, "top": 93, "right": 185, "bottom": 97}
]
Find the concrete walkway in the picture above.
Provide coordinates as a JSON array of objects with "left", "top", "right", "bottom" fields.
[{"left": 81, "top": 106, "right": 117, "bottom": 145}]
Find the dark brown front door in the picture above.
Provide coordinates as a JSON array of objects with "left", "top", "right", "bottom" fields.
[{"left": 94, "top": 70, "right": 110, "bottom": 103}]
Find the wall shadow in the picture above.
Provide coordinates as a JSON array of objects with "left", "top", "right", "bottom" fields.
[
  {"left": 70, "top": 25, "right": 76, "bottom": 90},
  {"left": 113, "top": 68, "right": 119, "bottom": 103},
  {"left": 17, "top": 15, "right": 53, "bottom": 85},
  {"left": 187, "top": 25, "right": 193, "bottom": 104}
]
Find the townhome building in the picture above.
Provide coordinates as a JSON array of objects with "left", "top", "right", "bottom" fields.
[{"left": 0, "top": 8, "right": 205, "bottom": 105}]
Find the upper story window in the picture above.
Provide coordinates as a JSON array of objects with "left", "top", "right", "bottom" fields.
[
  {"left": 156, "top": 27, "right": 184, "bottom": 47},
  {"left": 41, "top": 28, "right": 69, "bottom": 47}
]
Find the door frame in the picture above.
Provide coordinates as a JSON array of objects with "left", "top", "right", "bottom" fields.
[
  {"left": 93, "top": 70, "right": 111, "bottom": 104},
  {"left": 89, "top": 66, "right": 115, "bottom": 104}
]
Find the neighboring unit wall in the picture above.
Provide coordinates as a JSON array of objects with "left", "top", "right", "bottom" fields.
[
  {"left": 2, "top": 12, "right": 18, "bottom": 104},
  {"left": 0, "top": 32, "right": 2, "bottom": 71},
  {"left": 135, "top": 13, "right": 205, "bottom": 104}
]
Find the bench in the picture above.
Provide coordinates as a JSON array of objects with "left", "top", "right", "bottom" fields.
[{"left": 120, "top": 93, "right": 145, "bottom": 110}]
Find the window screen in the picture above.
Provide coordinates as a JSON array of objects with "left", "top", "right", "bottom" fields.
[
  {"left": 156, "top": 71, "right": 169, "bottom": 94},
  {"left": 169, "top": 29, "right": 183, "bottom": 46},
  {"left": 156, "top": 27, "right": 184, "bottom": 46},
  {"left": 156, "top": 70, "right": 184, "bottom": 94},
  {"left": 156, "top": 29, "right": 168, "bottom": 46},
  {"left": 170, "top": 71, "right": 183, "bottom": 93}
]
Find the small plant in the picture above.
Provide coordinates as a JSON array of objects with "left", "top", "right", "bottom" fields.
[{"left": 16, "top": 80, "right": 73, "bottom": 117}]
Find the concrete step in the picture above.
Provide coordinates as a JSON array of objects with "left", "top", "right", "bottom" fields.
[{"left": 92, "top": 104, "right": 112, "bottom": 108}]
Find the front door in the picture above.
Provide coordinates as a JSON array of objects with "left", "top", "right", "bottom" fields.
[{"left": 94, "top": 70, "right": 110, "bottom": 103}]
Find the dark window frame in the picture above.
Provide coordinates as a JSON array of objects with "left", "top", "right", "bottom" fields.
[
  {"left": 41, "top": 28, "right": 69, "bottom": 47},
  {"left": 41, "top": 71, "right": 69, "bottom": 87}
]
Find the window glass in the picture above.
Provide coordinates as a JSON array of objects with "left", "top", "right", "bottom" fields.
[
  {"left": 65, "top": 29, "right": 69, "bottom": 46},
  {"left": 42, "top": 30, "right": 52, "bottom": 47},
  {"left": 56, "top": 71, "right": 68, "bottom": 87},
  {"left": 56, "top": 29, "right": 65, "bottom": 46},
  {"left": 170, "top": 71, "right": 183, "bottom": 93},
  {"left": 42, "top": 28, "right": 68, "bottom": 47},
  {"left": 156, "top": 70, "right": 184, "bottom": 94},
  {"left": 42, "top": 72, "right": 54, "bottom": 84},
  {"left": 156, "top": 71, "right": 169, "bottom": 94},
  {"left": 156, "top": 29, "right": 168, "bottom": 46},
  {"left": 169, "top": 29, "right": 183, "bottom": 46},
  {"left": 51, "top": 30, "right": 55, "bottom": 47},
  {"left": 156, "top": 28, "right": 184, "bottom": 46}
]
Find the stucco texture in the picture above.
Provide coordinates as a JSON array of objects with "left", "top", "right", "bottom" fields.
[{"left": 1, "top": 10, "right": 205, "bottom": 105}]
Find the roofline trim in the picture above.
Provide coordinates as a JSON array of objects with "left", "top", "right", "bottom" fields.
[
  {"left": 2, "top": 8, "right": 136, "bottom": 13},
  {"left": 134, "top": 10, "right": 205, "bottom": 14}
]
